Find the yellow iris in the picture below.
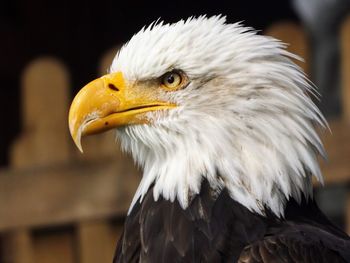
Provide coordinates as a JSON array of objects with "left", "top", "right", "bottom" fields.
[{"left": 161, "top": 71, "right": 186, "bottom": 91}]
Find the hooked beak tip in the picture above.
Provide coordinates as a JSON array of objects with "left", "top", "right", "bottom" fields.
[
  {"left": 75, "top": 137, "right": 84, "bottom": 153},
  {"left": 70, "top": 122, "right": 84, "bottom": 153}
]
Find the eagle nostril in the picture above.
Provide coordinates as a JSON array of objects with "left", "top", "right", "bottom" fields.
[{"left": 108, "top": 83, "right": 119, "bottom": 91}]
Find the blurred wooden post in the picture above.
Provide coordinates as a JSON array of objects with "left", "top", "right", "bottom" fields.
[
  {"left": 2, "top": 230, "right": 33, "bottom": 263},
  {"left": 5, "top": 57, "right": 71, "bottom": 263},
  {"left": 11, "top": 57, "right": 71, "bottom": 167},
  {"left": 77, "top": 221, "right": 115, "bottom": 263},
  {"left": 265, "top": 22, "right": 310, "bottom": 75},
  {"left": 341, "top": 15, "right": 350, "bottom": 234}
]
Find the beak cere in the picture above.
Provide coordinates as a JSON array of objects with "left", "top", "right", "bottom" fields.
[{"left": 68, "top": 71, "right": 176, "bottom": 152}]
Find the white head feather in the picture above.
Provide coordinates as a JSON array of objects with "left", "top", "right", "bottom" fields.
[{"left": 110, "top": 16, "right": 327, "bottom": 217}]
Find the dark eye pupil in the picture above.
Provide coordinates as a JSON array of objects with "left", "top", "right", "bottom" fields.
[{"left": 167, "top": 74, "right": 175, "bottom": 84}]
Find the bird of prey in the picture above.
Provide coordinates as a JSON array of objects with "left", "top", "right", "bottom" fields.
[{"left": 68, "top": 16, "right": 350, "bottom": 263}]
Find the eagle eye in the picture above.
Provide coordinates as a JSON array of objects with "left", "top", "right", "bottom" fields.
[{"left": 160, "top": 70, "right": 188, "bottom": 91}]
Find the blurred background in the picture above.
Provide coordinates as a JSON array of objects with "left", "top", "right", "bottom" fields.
[{"left": 1, "top": 0, "right": 350, "bottom": 262}]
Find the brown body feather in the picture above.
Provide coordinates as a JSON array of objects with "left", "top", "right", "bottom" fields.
[{"left": 113, "top": 180, "right": 350, "bottom": 263}]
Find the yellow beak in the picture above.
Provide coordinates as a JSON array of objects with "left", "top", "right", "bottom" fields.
[{"left": 68, "top": 72, "right": 175, "bottom": 152}]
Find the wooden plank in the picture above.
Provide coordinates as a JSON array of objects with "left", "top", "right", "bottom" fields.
[
  {"left": 0, "top": 158, "right": 140, "bottom": 231},
  {"left": 2, "top": 230, "right": 33, "bottom": 263},
  {"left": 77, "top": 220, "right": 114, "bottom": 263},
  {"left": 341, "top": 15, "right": 350, "bottom": 122},
  {"left": 265, "top": 22, "right": 310, "bottom": 75},
  {"left": 319, "top": 119, "right": 350, "bottom": 184}
]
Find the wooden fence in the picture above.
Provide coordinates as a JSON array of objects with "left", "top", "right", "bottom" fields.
[{"left": 0, "top": 19, "right": 350, "bottom": 262}]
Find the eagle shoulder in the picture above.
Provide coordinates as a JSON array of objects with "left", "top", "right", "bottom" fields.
[
  {"left": 238, "top": 225, "right": 348, "bottom": 263},
  {"left": 113, "top": 180, "right": 350, "bottom": 263}
]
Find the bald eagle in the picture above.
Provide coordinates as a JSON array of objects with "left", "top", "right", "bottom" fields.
[{"left": 68, "top": 16, "right": 350, "bottom": 262}]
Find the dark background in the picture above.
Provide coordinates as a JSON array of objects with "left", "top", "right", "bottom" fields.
[{"left": 0, "top": 0, "right": 298, "bottom": 167}]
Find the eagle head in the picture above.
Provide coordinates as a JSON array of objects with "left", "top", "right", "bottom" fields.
[{"left": 68, "top": 16, "right": 326, "bottom": 217}]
